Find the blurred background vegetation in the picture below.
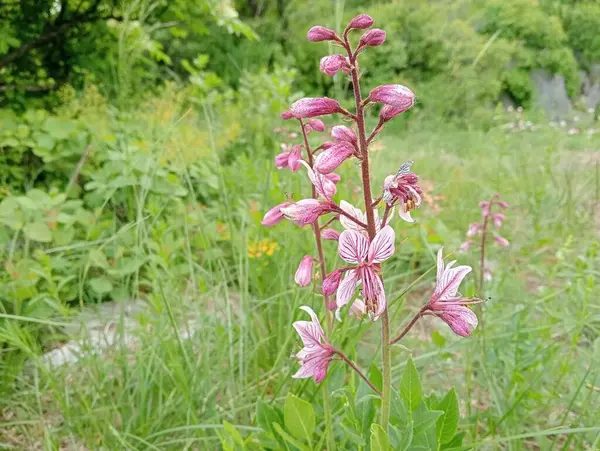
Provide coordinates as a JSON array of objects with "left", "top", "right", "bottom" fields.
[{"left": 0, "top": 0, "right": 599, "bottom": 449}]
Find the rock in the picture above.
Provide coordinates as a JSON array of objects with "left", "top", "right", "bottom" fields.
[
  {"left": 531, "top": 70, "right": 572, "bottom": 119},
  {"left": 580, "top": 64, "right": 600, "bottom": 110}
]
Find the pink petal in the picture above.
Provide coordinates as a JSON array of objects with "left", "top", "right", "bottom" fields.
[
  {"left": 368, "top": 225, "right": 395, "bottom": 263},
  {"left": 294, "top": 255, "right": 314, "bottom": 287},
  {"left": 321, "top": 228, "right": 341, "bottom": 241},
  {"left": 288, "top": 145, "right": 302, "bottom": 172},
  {"left": 274, "top": 151, "right": 290, "bottom": 169},
  {"left": 261, "top": 201, "right": 292, "bottom": 226},
  {"left": 301, "top": 161, "right": 336, "bottom": 200},
  {"left": 313, "top": 142, "right": 354, "bottom": 174},
  {"left": 433, "top": 262, "right": 472, "bottom": 303},
  {"left": 440, "top": 306, "right": 478, "bottom": 337},
  {"left": 338, "top": 229, "right": 369, "bottom": 263},
  {"left": 336, "top": 269, "right": 360, "bottom": 310},
  {"left": 322, "top": 269, "right": 343, "bottom": 295}
]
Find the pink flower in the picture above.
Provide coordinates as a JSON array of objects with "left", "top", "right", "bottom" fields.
[
  {"left": 295, "top": 256, "right": 314, "bottom": 287},
  {"left": 307, "top": 26, "right": 338, "bottom": 42},
  {"left": 280, "top": 199, "right": 334, "bottom": 226},
  {"left": 492, "top": 213, "right": 505, "bottom": 228},
  {"left": 322, "top": 141, "right": 335, "bottom": 150},
  {"left": 281, "top": 110, "right": 295, "bottom": 120},
  {"left": 369, "top": 84, "right": 415, "bottom": 112},
  {"left": 379, "top": 104, "right": 407, "bottom": 122},
  {"left": 425, "top": 247, "right": 480, "bottom": 337},
  {"left": 479, "top": 201, "right": 490, "bottom": 217},
  {"left": 359, "top": 29, "right": 386, "bottom": 47},
  {"left": 382, "top": 161, "right": 423, "bottom": 222},
  {"left": 331, "top": 125, "right": 358, "bottom": 145},
  {"left": 336, "top": 226, "right": 396, "bottom": 320},
  {"left": 498, "top": 200, "right": 509, "bottom": 208},
  {"left": 325, "top": 173, "right": 341, "bottom": 184},
  {"left": 261, "top": 202, "right": 292, "bottom": 226},
  {"left": 466, "top": 222, "right": 481, "bottom": 237},
  {"left": 494, "top": 235, "right": 510, "bottom": 247},
  {"left": 320, "top": 54, "right": 351, "bottom": 76},
  {"left": 347, "top": 14, "right": 374, "bottom": 30},
  {"left": 292, "top": 306, "right": 336, "bottom": 383},
  {"left": 459, "top": 241, "right": 471, "bottom": 253},
  {"left": 314, "top": 142, "right": 354, "bottom": 174},
  {"left": 322, "top": 269, "right": 343, "bottom": 295},
  {"left": 300, "top": 161, "right": 336, "bottom": 200},
  {"left": 289, "top": 97, "right": 342, "bottom": 119},
  {"left": 288, "top": 145, "right": 302, "bottom": 172},
  {"left": 321, "top": 228, "right": 341, "bottom": 241},
  {"left": 274, "top": 151, "right": 290, "bottom": 169},
  {"left": 338, "top": 200, "right": 388, "bottom": 234},
  {"left": 307, "top": 119, "right": 325, "bottom": 132}
]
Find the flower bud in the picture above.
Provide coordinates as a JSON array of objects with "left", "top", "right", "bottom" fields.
[
  {"left": 347, "top": 14, "right": 373, "bottom": 30},
  {"left": 494, "top": 236, "right": 510, "bottom": 248},
  {"left": 289, "top": 97, "right": 342, "bottom": 118},
  {"left": 281, "top": 110, "right": 295, "bottom": 120},
  {"left": 369, "top": 84, "right": 415, "bottom": 112},
  {"left": 322, "top": 141, "right": 335, "bottom": 150},
  {"left": 261, "top": 202, "right": 292, "bottom": 226},
  {"left": 314, "top": 142, "right": 354, "bottom": 174},
  {"left": 459, "top": 241, "right": 471, "bottom": 253},
  {"left": 288, "top": 145, "right": 302, "bottom": 172},
  {"left": 325, "top": 173, "right": 341, "bottom": 184},
  {"left": 380, "top": 105, "right": 406, "bottom": 122},
  {"left": 466, "top": 222, "right": 481, "bottom": 237},
  {"left": 274, "top": 151, "right": 290, "bottom": 169},
  {"left": 280, "top": 199, "right": 334, "bottom": 226},
  {"left": 498, "top": 200, "right": 509, "bottom": 208},
  {"left": 307, "top": 26, "right": 337, "bottom": 42},
  {"left": 295, "top": 255, "right": 314, "bottom": 287},
  {"left": 359, "top": 29, "right": 386, "bottom": 47},
  {"left": 321, "top": 228, "right": 340, "bottom": 241},
  {"left": 479, "top": 201, "right": 490, "bottom": 217},
  {"left": 331, "top": 125, "right": 357, "bottom": 145},
  {"left": 319, "top": 54, "right": 351, "bottom": 77},
  {"left": 322, "top": 270, "right": 343, "bottom": 295},
  {"left": 307, "top": 119, "right": 325, "bottom": 132},
  {"left": 492, "top": 213, "right": 505, "bottom": 228}
]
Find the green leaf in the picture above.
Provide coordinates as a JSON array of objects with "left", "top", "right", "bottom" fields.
[
  {"left": 431, "top": 331, "right": 446, "bottom": 347},
  {"left": 436, "top": 388, "right": 459, "bottom": 447},
  {"left": 88, "top": 277, "right": 113, "bottom": 295},
  {"left": 284, "top": 393, "right": 315, "bottom": 441},
  {"left": 440, "top": 431, "right": 465, "bottom": 450},
  {"left": 370, "top": 423, "right": 391, "bottom": 451},
  {"left": 24, "top": 222, "right": 52, "bottom": 242},
  {"left": 88, "top": 249, "right": 109, "bottom": 269},
  {"left": 272, "top": 423, "right": 309, "bottom": 451},
  {"left": 389, "top": 420, "right": 414, "bottom": 451},
  {"left": 256, "top": 400, "right": 282, "bottom": 433},
  {"left": 400, "top": 357, "right": 422, "bottom": 413},
  {"left": 413, "top": 408, "right": 444, "bottom": 436}
]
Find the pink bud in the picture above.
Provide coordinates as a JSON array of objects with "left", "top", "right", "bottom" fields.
[
  {"left": 331, "top": 125, "right": 357, "bottom": 145},
  {"left": 493, "top": 213, "right": 505, "bottom": 228},
  {"left": 314, "top": 142, "right": 354, "bottom": 174},
  {"left": 325, "top": 173, "right": 341, "bottom": 184},
  {"left": 322, "top": 270, "right": 343, "bottom": 295},
  {"left": 289, "top": 97, "right": 342, "bottom": 118},
  {"left": 307, "top": 25, "right": 338, "bottom": 42},
  {"left": 274, "top": 151, "right": 290, "bottom": 169},
  {"left": 466, "top": 222, "right": 481, "bottom": 238},
  {"left": 347, "top": 14, "right": 373, "bottom": 30},
  {"left": 288, "top": 145, "right": 302, "bottom": 172},
  {"left": 319, "top": 54, "right": 350, "bottom": 77},
  {"left": 498, "top": 200, "right": 509, "bottom": 208},
  {"left": 380, "top": 105, "right": 405, "bottom": 122},
  {"left": 459, "top": 241, "right": 471, "bottom": 253},
  {"left": 280, "top": 199, "right": 334, "bottom": 226},
  {"left": 307, "top": 119, "right": 325, "bottom": 132},
  {"left": 479, "top": 201, "right": 490, "bottom": 217},
  {"left": 281, "top": 110, "right": 295, "bottom": 120},
  {"left": 359, "top": 29, "right": 386, "bottom": 47},
  {"left": 261, "top": 202, "right": 292, "bottom": 226},
  {"left": 321, "top": 228, "right": 341, "bottom": 241},
  {"left": 494, "top": 235, "right": 510, "bottom": 248},
  {"left": 369, "top": 84, "right": 415, "bottom": 112},
  {"left": 295, "top": 255, "right": 314, "bottom": 287},
  {"left": 322, "top": 141, "right": 335, "bottom": 150}
]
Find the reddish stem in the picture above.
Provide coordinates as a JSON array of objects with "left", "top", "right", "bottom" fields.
[
  {"left": 334, "top": 349, "right": 381, "bottom": 395},
  {"left": 390, "top": 305, "right": 427, "bottom": 345},
  {"left": 299, "top": 119, "right": 332, "bottom": 331}
]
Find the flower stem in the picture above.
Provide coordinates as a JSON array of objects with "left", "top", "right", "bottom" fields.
[
  {"left": 299, "top": 119, "right": 334, "bottom": 450},
  {"left": 335, "top": 350, "right": 382, "bottom": 395},
  {"left": 346, "top": 40, "right": 392, "bottom": 431},
  {"left": 390, "top": 306, "right": 426, "bottom": 345}
]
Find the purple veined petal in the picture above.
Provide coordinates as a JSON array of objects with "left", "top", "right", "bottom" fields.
[
  {"left": 322, "top": 269, "right": 343, "bottom": 295},
  {"left": 261, "top": 201, "right": 292, "bottom": 226},
  {"left": 373, "top": 275, "right": 387, "bottom": 318},
  {"left": 336, "top": 269, "right": 361, "bottom": 311},
  {"left": 440, "top": 306, "right": 478, "bottom": 337},
  {"left": 368, "top": 225, "right": 396, "bottom": 263},
  {"left": 321, "top": 228, "right": 341, "bottom": 241},
  {"left": 339, "top": 200, "right": 367, "bottom": 232},
  {"left": 436, "top": 247, "right": 445, "bottom": 282},
  {"left": 281, "top": 199, "right": 328, "bottom": 226},
  {"left": 300, "top": 161, "right": 336, "bottom": 200},
  {"left": 338, "top": 229, "right": 369, "bottom": 263},
  {"left": 331, "top": 125, "right": 358, "bottom": 145},
  {"left": 433, "top": 263, "right": 472, "bottom": 303},
  {"left": 325, "top": 173, "right": 341, "bottom": 184},
  {"left": 275, "top": 151, "right": 290, "bottom": 169},
  {"left": 293, "top": 320, "right": 323, "bottom": 348},
  {"left": 380, "top": 104, "right": 406, "bottom": 122}
]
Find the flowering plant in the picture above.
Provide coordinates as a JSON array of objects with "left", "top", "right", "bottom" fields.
[{"left": 261, "top": 14, "right": 483, "bottom": 449}]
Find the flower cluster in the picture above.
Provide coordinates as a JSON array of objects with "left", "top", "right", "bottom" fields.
[{"left": 261, "top": 14, "right": 482, "bottom": 395}]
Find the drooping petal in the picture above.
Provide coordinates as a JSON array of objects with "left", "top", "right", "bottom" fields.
[
  {"left": 336, "top": 269, "right": 360, "bottom": 309},
  {"left": 398, "top": 203, "right": 414, "bottom": 223},
  {"left": 338, "top": 229, "right": 369, "bottom": 263},
  {"left": 288, "top": 145, "right": 302, "bottom": 172},
  {"left": 368, "top": 225, "right": 395, "bottom": 263},
  {"left": 440, "top": 307, "right": 478, "bottom": 337},
  {"left": 275, "top": 151, "right": 290, "bottom": 169},
  {"left": 261, "top": 201, "right": 292, "bottom": 226},
  {"left": 322, "top": 269, "right": 343, "bottom": 295}
]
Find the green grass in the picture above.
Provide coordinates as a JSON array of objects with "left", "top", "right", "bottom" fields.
[{"left": 1, "top": 118, "right": 599, "bottom": 450}]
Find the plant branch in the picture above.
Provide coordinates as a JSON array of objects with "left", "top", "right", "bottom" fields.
[
  {"left": 390, "top": 305, "right": 427, "bottom": 345},
  {"left": 334, "top": 350, "right": 381, "bottom": 395}
]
